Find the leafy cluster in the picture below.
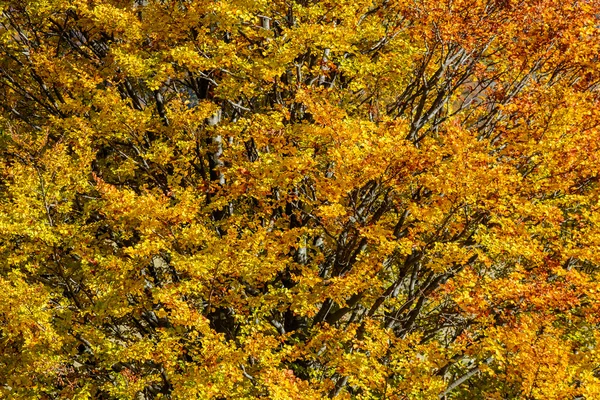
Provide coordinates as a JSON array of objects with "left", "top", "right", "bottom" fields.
[{"left": 1, "top": 0, "right": 600, "bottom": 399}]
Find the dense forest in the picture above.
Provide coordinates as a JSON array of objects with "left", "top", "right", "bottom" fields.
[{"left": 1, "top": 0, "right": 600, "bottom": 398}]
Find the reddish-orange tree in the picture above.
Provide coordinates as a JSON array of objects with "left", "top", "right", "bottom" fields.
[{"left": 1, "top": 0, "right": 600, "bottom": 398}]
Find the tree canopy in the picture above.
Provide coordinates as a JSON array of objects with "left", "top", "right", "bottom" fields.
[{"left": 1, "top": 0, "right": 600, "bottom": 398}]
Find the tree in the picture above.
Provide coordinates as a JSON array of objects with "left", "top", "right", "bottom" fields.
[{"left": 1, "top": 0, "right": 600, "bottom": 398}]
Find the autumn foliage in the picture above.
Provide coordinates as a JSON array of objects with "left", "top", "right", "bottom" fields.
[{"left": 1, "top": 0, "right": 600, "bottom": 398}]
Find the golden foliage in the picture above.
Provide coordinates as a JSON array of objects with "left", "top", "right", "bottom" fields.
[{"left": 1, "top": 0, "right": 600, "bottom": 398}]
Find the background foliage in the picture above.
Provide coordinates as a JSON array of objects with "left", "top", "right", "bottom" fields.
[{"left": 1, "top": 0, "right": 600, "bottom": 398}]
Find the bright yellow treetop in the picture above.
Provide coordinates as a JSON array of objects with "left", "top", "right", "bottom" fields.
[{"left": 1, "top": 0, "right": 600, "bottom": 399}]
